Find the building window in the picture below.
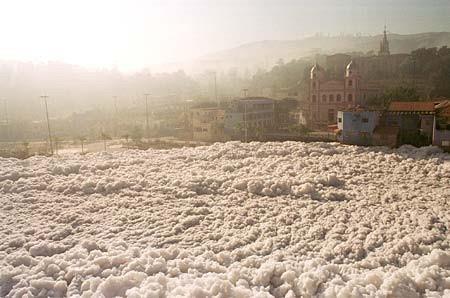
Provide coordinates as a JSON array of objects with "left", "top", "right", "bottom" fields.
[
  {"left": 322, "top": 95, "right": 326, "bottom": 102},
  {"left": 348, "top": 94, "right": 353, "bottom": 102},
  {"left": 312, "top": 95, "right": 316, "bottom": 102},
  {"left": 329, "top": 94, "right": 334, "bottom": 102},
  {"left": 362, "top": 118, "right": 369, "bottom": 123},
  {"left": 348, "top": 80, "right": 353, "bottom": 87},
  {"left": 312, "top": 82, "right": 316, "bottom": 88},
  {"left": 337, "top": 94, "right": 341, "bottom": 102},
  {"left": 338, "top": 117, "right": 342, "bottom": 123}
]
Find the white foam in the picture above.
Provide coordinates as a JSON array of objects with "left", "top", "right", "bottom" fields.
[{"left": 0, "top": 142, "right": 449, "bottom": 297}]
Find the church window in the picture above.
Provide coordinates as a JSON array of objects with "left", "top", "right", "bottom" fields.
[
  {"left": 348, "top": 80, "right": 353, "bottom": 87},
  {"left": 312, "top": 82, "right": 316, "bottom": 88},
  {"left": 348, "top": 94, "right": 353, "bottom": 102},
  {"left": 337, "top": 94, "right": 342, "bottom": 102},
  {"left": 329, "top": 94, "right": 334, "bottom": 102}
]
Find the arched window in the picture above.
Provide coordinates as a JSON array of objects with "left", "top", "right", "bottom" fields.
[
  {"left": 337, "top": 94, "right": 342, "bottom": 102},
  {"left": 322, "top": 95, "right": 327, "bottom": 102},
  {"left": 329, "top": 94, "right": 334, "bottom": 102},
  {"left": 312, "top": 95, "right": 316, "bottom": 102},
  {"left": 348, "top": 94, "right": 353, "bottom": 102},
  {"left": 348, "top": 80, "right": 353, "bottom": 87}
]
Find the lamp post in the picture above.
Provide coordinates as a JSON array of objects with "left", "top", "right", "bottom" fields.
[
  {"left": 213, "top": 71, "right": 218, "bottom": 106},
  {"left": 144, "top": 93, "right": 150, "bottom": 138},
  {"left": 244, "top": 101, "right": 248, "bottom": 143},
  {"left": 242, "top": 88, "right": 249, "bottom": 142},
  {"left": 0, "top": 99, "right": 9, "bottom": 140},
  {"left": 41, "top": 95, "right": 53, "bottom": 155}
]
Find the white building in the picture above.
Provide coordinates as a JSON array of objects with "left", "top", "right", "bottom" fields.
[
  {"left": 191, "top": 107, "right": 226, "bottom": 142},
  {"left": 224, "top": 97, "right": 275, "bottom": 139}
]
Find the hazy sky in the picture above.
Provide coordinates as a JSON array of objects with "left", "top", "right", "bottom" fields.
[{"left": 0, "top": 0, "right": 449, "bottom": 72}]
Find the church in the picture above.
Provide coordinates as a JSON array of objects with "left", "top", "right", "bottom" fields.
[{"left": 307, "top": 27, "right": 403, "bottom": 128}]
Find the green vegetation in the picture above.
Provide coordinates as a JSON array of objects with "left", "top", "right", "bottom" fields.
[
  {"left": 250, "top": 59, "right": 311, "bottom": 96},
  {"left": 400, "top": 46, "right": 450, "bottom": 97},
  {"left": 367, "top": 86, "right": 421, "bottom": 108}
]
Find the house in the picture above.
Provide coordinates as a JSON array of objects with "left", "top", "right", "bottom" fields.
[
  {"left": 373, "top": 125, "right": 400, "bottom": 147},
  {"left": 191, "top": 107, "right": 226, "bottom": 142},
  {"left": 224, "top": 97, "right": 275, "bottom": 140},
  {"left": 433, "top": 100, "right": 450, "bottom": 151},
  {"left": 345, "top": 100, "right": 450, "bottom": 149},
  {"left": 337, "top": 109, "right": 380, "bottom": 145},
  {"left": 385, "top": 101, "right": 436, "bottom": 146}
]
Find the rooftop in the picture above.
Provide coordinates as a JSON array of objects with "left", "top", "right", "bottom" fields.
[
  {"left": 388, "top": 101, "right": 436, "bottom": 113},
  {"left": 239, "top": 97, "right": 274, "bottom": 101}
]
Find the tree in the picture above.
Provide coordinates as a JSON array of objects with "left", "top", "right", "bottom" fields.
[
  {"left": 368, "top": 87, "right": 420, "bottom": 108},
  {"left": 79, "top": 136, "right": 87, "bottom": 154},
  {"left": 100, "top": 132, "right": 111, "bottom": 151},
  {"left": 400, "top": 46, "right": 450, "bottom": 98}
]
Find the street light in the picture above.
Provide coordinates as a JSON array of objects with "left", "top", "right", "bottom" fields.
[
  {"left": 144, "top": 93, "right": 150, "bottom": 138},
  {"left": 213, "top": 71, "right": 218, "bottom": 106},
  {"left": 41, "top": 95, "right": 53, "bottom": 155},
  {"left": 113, "top": 96, "right": 118, "bottom": 137},
  {"left": 0, "top": 99, "right": 9, "bottom": 140},
  {"left": 242, "top": 88, "right": 249, "bottom": 142}
]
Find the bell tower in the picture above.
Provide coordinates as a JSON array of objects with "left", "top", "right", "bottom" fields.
[
  {"left": 310, "top": 63, "right": 325, "bottom": 101},
  {"left": 345, "top": 60, "right": 359, "bottom": 106},
  {"left": 379, "top": 25, "right": 390, "bottom": 56}
]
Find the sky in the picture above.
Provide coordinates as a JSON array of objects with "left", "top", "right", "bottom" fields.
[{"left": 0, "top": 0, "right": 449, "bottom": 72}]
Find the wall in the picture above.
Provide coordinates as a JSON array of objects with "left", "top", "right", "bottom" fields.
[{"left": 338, "top": 111, "right": 379, "bottom": 145}]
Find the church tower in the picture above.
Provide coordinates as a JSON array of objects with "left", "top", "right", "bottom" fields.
[
  {"left": 345, "top": 60, "right": 360, "bottom": 106},
  {"left": 310, "top": 63, "right": 325, "bottom": 103},
  {"left": 379, "top": 26, "right": 390, "bottom": 56},
  {"left": 309, "top": 63, "right": 325, "bottom": 124}
]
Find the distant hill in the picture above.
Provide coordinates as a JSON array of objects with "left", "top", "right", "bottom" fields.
[{"left": 188, "top": 32, "right": 450, "bottom": 74}]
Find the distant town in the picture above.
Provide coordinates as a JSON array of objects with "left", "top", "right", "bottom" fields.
[{"left": 0, "top": 28, "right": 449, "bottom": 157}]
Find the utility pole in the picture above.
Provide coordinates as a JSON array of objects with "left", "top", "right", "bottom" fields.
[
  {"left": 213, "top": 71, "right": 218, "bottom": 106},
  {"left": 241, "top": 88, "right": 249, "bottom": 142},
  {"left": 113, "top": 96, "right": 118, "bottom": 137},
  {"left": 144, "top": 93, "right": 150, "bottom": 138},
  {"left": 41, "top": 95, "right": 53, "bottom": 155},
  {"left": 244, "top": 100, "right": 248, "bottom": 143},
  {"left": 113, "top": 96, "right": 118, "bottom": 114},
  {"left": 1, "top": 99, "right": 9, "bottom": 140}
]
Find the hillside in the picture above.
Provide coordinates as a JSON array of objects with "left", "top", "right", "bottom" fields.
[{"left": 190, "top": 32, "right": 450, "bottom": 73}]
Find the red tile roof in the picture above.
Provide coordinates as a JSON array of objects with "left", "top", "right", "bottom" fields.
[{"left": 388, "top": 101, "right": 436, "bottom": 112}]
